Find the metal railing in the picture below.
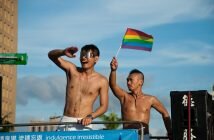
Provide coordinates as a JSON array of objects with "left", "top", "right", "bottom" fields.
[{"left": 0, "top": 121, "right": 169, "bottom": 140}]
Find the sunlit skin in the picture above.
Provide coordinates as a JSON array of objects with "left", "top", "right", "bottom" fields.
[
  {"left": 48, "top": 46, "right": 109, "bottom": 126},
  {"left": 109, "top": 57, "right": 172, "bottom": 138}
]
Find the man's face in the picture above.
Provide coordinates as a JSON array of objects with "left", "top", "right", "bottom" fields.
[
  {"left": 80, "top": 50, "right": 98, "bottom": 69},
  {"left": 126, "top": 73, "right": 142, "bottom": 91}
]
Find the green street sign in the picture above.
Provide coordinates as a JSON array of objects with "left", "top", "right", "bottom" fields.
[{"left": 0, "top": 53, "right": 28, "bottom": 65}]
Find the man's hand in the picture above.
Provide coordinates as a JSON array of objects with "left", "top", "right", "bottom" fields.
[
  {"left": 64, "top": 47, "right": 78, "bottom": 58},
  {"left": 110, "top": 57, "right": 118, "bottom": 71},
  {"left": 78, "top": 115, "right": 93, "bottom": 126}
]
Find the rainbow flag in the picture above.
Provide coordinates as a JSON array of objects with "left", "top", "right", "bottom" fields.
[{"left": 121, "top": 28, "right": 154, "bottom": 51}]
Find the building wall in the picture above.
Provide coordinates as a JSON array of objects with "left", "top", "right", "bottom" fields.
[{"left": 0, "top": 0, "right": 18, "bottom": 124}]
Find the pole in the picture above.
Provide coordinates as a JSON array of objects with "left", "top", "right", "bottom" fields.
[
  {"left": 115, "top": 45, "right": 122, "bottom": 58},
  {"left": 187, "top": 91, "right": 191, "bottom": 140}
]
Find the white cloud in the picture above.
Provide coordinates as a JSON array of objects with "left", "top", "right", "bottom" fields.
[
  {"left": 19, "top": 0, "right": 214, "bottom": 46},
  {"left": 107, "top": 0, "right": 213, "bottom": 21},
  {"left": 157, "top": 40, "right": 214, "bottom": 66},
  {"left": 18, "top": 0, "right": 214, "bottom": 71},
  {"left": 17, "top": 75, "right": 66, "bottom": 105}
]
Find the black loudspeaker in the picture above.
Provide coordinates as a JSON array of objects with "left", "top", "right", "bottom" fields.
[{"left": 170, "top": 90, "right": 214, "bottom": 140}]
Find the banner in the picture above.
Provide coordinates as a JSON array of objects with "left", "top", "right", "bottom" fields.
[{"left": 0, "top": 129, "right": 138, "bottom": 140}]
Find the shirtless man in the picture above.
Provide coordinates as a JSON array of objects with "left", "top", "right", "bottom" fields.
[
  {"left": 48, "top": 44, "right": 109, "bottom": 130},
  {"left": 109, "top": 57, "right": 172, "bottom": 139}
]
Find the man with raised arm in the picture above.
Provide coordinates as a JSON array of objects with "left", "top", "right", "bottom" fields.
[
  {"left": 48, "top": 44, "right": 109, "bottom": 131},
  {"left": 109, "top": 57, "right": 172, "bottom": 139}
]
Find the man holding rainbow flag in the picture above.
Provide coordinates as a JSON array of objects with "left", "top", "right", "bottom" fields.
[{"left": 110, "top": 28, "right": 172, "bottom": 140}]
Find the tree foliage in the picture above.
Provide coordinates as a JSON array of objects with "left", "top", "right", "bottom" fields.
[{"left": 99, "top": 112, "right": 122, "bottom": 130}]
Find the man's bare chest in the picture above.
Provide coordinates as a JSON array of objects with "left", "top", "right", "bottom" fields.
[
  {"left": 68, "top": 76, "right": 100, "bottom": 95},
  {"left": 122, "top": 97, "right": 151, "bottom": 113}
]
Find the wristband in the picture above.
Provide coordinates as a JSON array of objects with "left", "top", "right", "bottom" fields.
[{"left": 86, "top": 114, "right": 94, "bottom": 120}]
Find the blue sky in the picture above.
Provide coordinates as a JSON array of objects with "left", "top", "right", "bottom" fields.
[{"left": 16, "top": 0, "right": 214, "bottom": 135}]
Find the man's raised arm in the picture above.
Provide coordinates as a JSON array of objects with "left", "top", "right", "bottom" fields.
[
  {"left": 48, "top": 47, "right": 78, "bottom": 71},
  {"left": 109, "top": 57, "right": 126, "bottom": 100}
]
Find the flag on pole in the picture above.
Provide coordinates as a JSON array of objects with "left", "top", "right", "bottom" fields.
[{"left": 121, "top": 28, "right": 154, "bottom": 51}]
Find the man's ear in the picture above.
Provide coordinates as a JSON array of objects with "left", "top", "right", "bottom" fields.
[
  {"left": 94, "top": 56, "right": 99, "bottom": 63},
  {"left": 140, "top": 79, "right": 144, "bottom": 86},
  {"left": 142, "top": 80, "right": 144, "bottom": 86}
]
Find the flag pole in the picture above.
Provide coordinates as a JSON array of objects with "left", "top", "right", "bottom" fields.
[{"left": 115, "top": 44, "right": 122, "bottom": 58}]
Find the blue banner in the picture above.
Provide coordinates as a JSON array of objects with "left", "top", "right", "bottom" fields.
[{"left": 0, "top": 129, "right": 138, "bottom": 140}]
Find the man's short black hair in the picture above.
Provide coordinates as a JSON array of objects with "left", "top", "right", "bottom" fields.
[
  {"left": 129, "top": 69, "right": 144, "bottom": 81},
  {"left": 81, "top": 44, "right": 100, "bottom": 57}
]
